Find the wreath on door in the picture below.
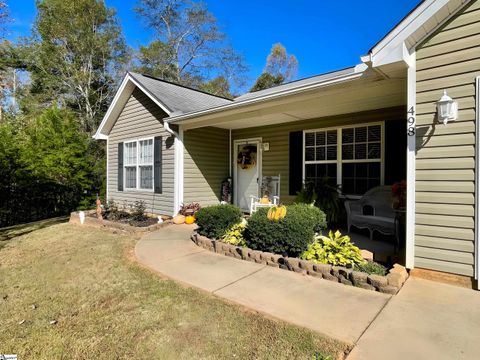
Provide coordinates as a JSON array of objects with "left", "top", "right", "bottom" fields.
[{"left": 237, "top": 145, "right": 257, "bottom": 170}]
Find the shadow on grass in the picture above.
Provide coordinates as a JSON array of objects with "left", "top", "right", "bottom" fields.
[{"left": 0, "top": 216, "right": 69, "bottom": 248}]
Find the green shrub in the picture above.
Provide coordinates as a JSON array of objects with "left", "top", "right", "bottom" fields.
[
  {"left": 300, "top": 230, "right": 364, "bottom": 267},
  {"left": 222, "top": 222, "right": 246, "bottom": 246},
  {"left": 287, "top": 203, "right": 327, "bottom": 233},
  {"left": 295, "top": 179, "right": 341, "bottom": 227},
  {"left": 245, "top": 204, "right": 327, "bottom": 257},
  {"left": 131, "top": 200, "right": 147, "bottom": 221},
  {"left": 354, "top": 260, "right": 387, "bottom": 276},
  {"left": 195, "top": 204, "right": 243, "bottom": 239},
  {"left": 295, "top": 181, "right": 317, "bottom": 204}
]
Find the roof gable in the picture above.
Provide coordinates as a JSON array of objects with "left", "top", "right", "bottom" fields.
[
  {"left": 364, "top": 0, "right": 472, "bottom": 68},
  {"left": 94, "top": 72, "right": 232, "bottom": 139},
  {"left": 128, "top": 72, "right": 232, "bottom": 115}
]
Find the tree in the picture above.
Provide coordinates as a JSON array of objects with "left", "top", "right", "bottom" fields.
[
  {"left": 250, "top": 73, "right": 285, "bottom": 93},
  {"left": 0, "top": 0, "right": 9, "bottom": 36},
  {"left": 20, "top": 107, "right": 96, "bottom": 194},
  {"left": 0, "top": 107, "right": 100, "bottom": 226},
  {"left": 134, "top": 0, "right": 247, "bottom": 91},
  {"left": 251, "top": 43, "right": 298, "bottom": 92},
  {"left": 0, "top": 1, "right": 13, "bottom": 118},
  {"left": 25, "top": 0, "right": 129, "bottom": 133},
  {"left": 199, "top": 76, "right": 232, "bottom": 98}
]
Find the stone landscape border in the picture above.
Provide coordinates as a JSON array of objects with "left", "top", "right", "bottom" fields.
[
  {"left": 192, "top": 233, "right": 409, "bottom": 294},
  {"left": 69, "top": 210, "right": 170, "bottom": 234}
]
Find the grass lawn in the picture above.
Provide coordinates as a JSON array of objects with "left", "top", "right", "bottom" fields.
[{"left": 0, "top": 222, "right": 349, "bottom": 359}]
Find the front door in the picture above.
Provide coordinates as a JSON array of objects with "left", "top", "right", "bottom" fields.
[{"left": 234, "top": 139, "right": 261, "bottom": 212}]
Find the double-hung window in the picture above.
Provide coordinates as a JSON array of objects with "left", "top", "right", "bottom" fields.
[
  {"left": 303, "top": 123, "right": 383, "bottom": 196},
  {"left": 124, "top": 138, "right": 154, "bottom": 190}
]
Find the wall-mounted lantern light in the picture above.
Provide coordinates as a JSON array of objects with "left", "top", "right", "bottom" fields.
[{"left": 437, "top": 90, "right": 458, "bottom": 125}]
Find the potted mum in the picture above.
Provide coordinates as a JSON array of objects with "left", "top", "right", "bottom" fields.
[{"left": 391, "top": 180, "right": 406, "bottom": 210}]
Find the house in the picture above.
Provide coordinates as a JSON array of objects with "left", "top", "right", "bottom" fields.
[{"left": 95, "top": 0, "right": 480, "bottom": 289}]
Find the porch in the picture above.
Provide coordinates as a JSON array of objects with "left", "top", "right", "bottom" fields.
[{"left": 179, "top": 68, "right": 408, "bottom": 266}]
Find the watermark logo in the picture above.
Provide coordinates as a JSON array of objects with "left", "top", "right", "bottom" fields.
[{"left": 0, "top": 355, "right": 17, "bottom": 360}]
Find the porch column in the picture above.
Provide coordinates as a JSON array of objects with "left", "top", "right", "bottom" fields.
[
  {"left": 406, "top": 52, "right": 416, "bottom": 269},
  {"left": 173, "top": 126, "right": 184, "bottom": 215}
]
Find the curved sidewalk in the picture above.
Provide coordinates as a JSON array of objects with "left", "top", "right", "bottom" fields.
[
  {"left": 136, "top": 225, "right": 480, "bottom": 358},
  {"left": 135, "top": 224, "right": 390, "bottom": 345}
]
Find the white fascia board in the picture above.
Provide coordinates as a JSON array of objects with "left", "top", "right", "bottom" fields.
[
  {"left": 95, "top": 133, "right": 108, "bottom": 140},
  {"left": 370, "top": 0, "right": 447, "bottom": 65},
  {"left": 370, "top": 0, "right": 472, "bottom": 68},
  {"left": 93, "top": 73, "right": 172, "bottom": 140},
  {"left": 94, "top": 74, "right": 132, "bottom": 140},
  {"left": 165, "top": 69, "right": 365, "bottom": 124},
  {"left": 127, "top": 74, "right": 172, "bottom": 116}
]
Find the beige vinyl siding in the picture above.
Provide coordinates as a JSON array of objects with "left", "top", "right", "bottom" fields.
[
  {"left": 183, "top": 127, "right": 229, "bottom": 206},
  {"left": 232, "top": 107, "right": 404, "bottom": 204},
  {"left": 108, "top": 88, "right": 175, "bottom": 215},
  {"left": 414, "top": 0, "right": 480, "bottom": 277}
]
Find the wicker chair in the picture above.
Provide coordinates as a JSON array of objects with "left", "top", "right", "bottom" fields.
[{"left": 344, "top": 186, "right": 396, "bottom": 242}]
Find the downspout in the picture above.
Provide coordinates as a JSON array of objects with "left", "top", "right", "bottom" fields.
[
  {"left": 164, "top": 120, "right": 183, "bottom": 216},
  {"left": 164, "top": 120, "right": 177, "bottom": 136}
]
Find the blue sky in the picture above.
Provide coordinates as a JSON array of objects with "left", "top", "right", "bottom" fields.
[{"left": 7, "top": 0, "right": 420, "bottom": 84}]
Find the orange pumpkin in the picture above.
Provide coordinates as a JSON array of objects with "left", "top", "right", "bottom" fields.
[
  {"left": 185, "top": 215, "right": 195, "bottom": 224},
  {"left": 173, "top": 215, "right": 185, "bottom": 225}
]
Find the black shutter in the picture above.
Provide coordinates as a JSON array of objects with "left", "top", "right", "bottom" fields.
[
  {"left": 117, "top": 142, "right": 124, "bottom": 191},
  {"left": 154, "top": 136, "right": 162, "bottom": 194},
  {"left": 289, "top": 131, "right": 303, "bottom": 195}
]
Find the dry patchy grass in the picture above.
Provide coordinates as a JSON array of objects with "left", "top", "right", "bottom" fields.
[{"left": 0, "top": 223, "right": 349, "bottom": 359}]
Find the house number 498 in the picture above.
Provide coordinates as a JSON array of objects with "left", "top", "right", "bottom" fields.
[{"left": 407, "top": 106, "right": 415, "bottom": 136}]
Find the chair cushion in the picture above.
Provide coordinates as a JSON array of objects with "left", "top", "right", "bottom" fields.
[{"left": 351, "top": 214, "right": 395, "bottom": 234}]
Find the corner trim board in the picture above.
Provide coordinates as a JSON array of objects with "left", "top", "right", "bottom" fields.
[
  {"left": 474, "top": 76, "right": 480, "bottom": 282},
  {"left": 106, "top": 137, "right": 109, "bottom": 200}
]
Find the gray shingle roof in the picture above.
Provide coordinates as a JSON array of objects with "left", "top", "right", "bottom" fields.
[
  {"left": 234, "top": 66, "right": 357, "bottom": 102},
  {"left": 128, "top": 72, "right": 232, "bottom": 115}
]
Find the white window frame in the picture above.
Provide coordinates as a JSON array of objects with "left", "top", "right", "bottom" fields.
[
  {"left": 124, "top": 137, "right": 155, "bottom": 192},
  {"left": 302, "top": 121, "right": 385, "bottom": 198}
]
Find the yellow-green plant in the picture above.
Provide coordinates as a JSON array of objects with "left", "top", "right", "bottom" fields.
[
  {"left": 300, "top": 230, "right": 364, "bottom": 267},
  {"left": 222, "top": 222, "right": 246, "bottom": 246}
]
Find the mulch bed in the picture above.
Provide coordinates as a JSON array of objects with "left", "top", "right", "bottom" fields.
[
  {"left": 87, "top": 212, "right": 158, "bottom": 227},
  {"left": 71, "top": 210, "right": 170, "bottom": 234}
]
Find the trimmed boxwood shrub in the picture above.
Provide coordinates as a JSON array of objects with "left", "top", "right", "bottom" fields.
[
  {"left": 195, "top": 204, "right": 243, "bottom": 239},
  {"left": 245, "top": 204, "right": 327, "bottom": 257}
]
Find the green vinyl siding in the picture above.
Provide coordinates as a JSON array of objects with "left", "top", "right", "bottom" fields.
[
  {"left": 231, "top": 107, "right": 404, "bottom": 204},
  {"left": 183, "top": 127, "right": 230, "bottom": 206},
  {"left": 108, "top": 88, "right": 175, "bottom": 215},
  {"left": 415, "top": 0, "right": 480, "bottom": 277}
]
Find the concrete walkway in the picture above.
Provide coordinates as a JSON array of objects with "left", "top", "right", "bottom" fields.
[
  {"left": 136, "top": 225, "right": 480, "bottom": 358},
  {"left": 347, "top": 277, "right": 480, "bottom": 360},
  {"left": 136, "top": 225, "right": 390, "bottom": 344}
]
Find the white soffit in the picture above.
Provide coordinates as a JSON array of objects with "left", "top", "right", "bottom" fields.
[{"left": 367, "top": 0, "right": 471, "bottom": 68}]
